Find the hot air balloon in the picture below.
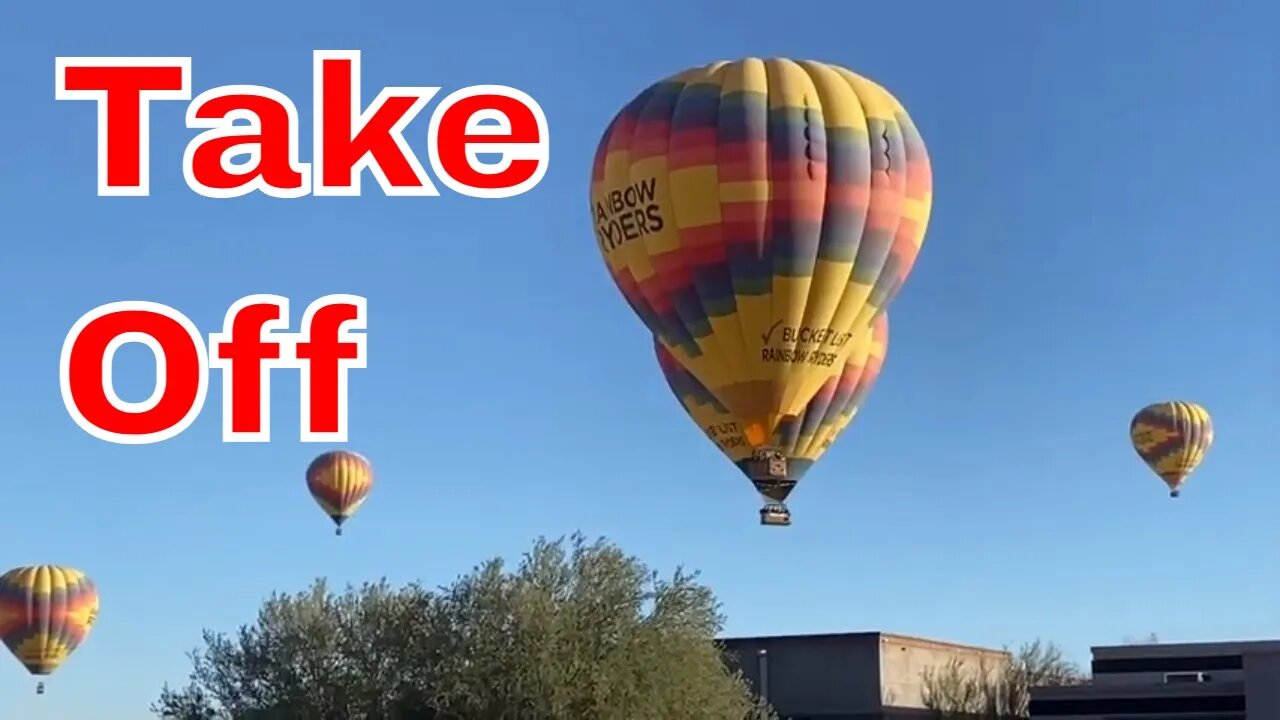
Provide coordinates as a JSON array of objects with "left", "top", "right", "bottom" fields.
[
  {"left": 306, "top": 450, "right": 373, "bottom": 535},
  {"left": 1129, "top": 401, "right": 1213, "bottom": 497},
  {"left": 656, "top": 313, "right": 889, "bottom": 525},
  {"left": 591, "top": 58, "right": 931, "bottom": 499},
  {"left": 0, "top": 565, "right": 99, "bottom": 694}
]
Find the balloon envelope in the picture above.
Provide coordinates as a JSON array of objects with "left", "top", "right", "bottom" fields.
[
  {"left": 656, "top": 312, "right": 888, "bottom": 505},
  {"left": 306, "top": 450, "right": 374, "bottom": 532},
  {"left": 592, "top": 58, "right": 930, "bottom": 448},
  {"left": 0, "top": 565, "right": 99, "bottom": 677},
  {"left": 1129, "top": 401, "right": 1213, "bottom": 496}
]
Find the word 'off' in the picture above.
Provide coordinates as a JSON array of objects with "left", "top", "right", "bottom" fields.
[{"left": 60, "top": 294, "right": 367, "bottom": 444}]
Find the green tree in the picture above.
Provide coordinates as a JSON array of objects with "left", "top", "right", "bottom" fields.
[
  {"left": 153, "top": 534, "right": 774, "bottom": 720},
  {"left": 921, "top": 640, "right": 1086, "bottom": 719}
]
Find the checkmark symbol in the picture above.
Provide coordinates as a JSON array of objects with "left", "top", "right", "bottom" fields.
[{"left": 762, "top": 319, "right": 783, "bottom": 344}]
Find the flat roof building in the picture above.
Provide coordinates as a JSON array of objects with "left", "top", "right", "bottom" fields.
[
  {"left": 1031, "top": 639, "right": 1280, "bottom": 719},
  {"left": 720, "top": 631, "right": 1008, "bottom": 719}
]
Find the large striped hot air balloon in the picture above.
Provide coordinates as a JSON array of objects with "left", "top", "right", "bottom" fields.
[
  {"left": 1130, "top": 401, "right": 1214, "bottom": 497},
  {"left": 656, "top": 313, "right": 889, "bottom": 525},
  {"left": 0, "top": 565, "right": 100, "bottom": 694},
  {"left": 591, "top": 58, "right": 931, "bottom": 498},
  {"left": 306, "top": 450, "right": 374, "bottom": 535}
]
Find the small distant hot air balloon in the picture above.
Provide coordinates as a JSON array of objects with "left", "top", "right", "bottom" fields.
[
  {"left": 656, "top": 313, "right": 889, "bottom": 525},
  {"left": 306, "top": 450, "right": 373, "bottom": 535},
  {"left": 591, "top": 58, "right": 931, "bottom": 500},
  {"left": 1129, "top": 401, "right": 1213, "bottom": 497},
  {"left": 0, "top": 565, "right": 99, "bottom": 694}
]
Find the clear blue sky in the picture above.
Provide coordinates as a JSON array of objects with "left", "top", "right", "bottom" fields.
[{"left": 2, "top": 1, "right": 1277, "bottom": 716}]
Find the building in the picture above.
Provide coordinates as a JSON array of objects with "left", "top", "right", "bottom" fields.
[
  {"left": 1030, "top": 639, "right": 1280, "bottom": 718},
  {"left": 720, "top": 631, "right": 1009, "bottom": 719}
]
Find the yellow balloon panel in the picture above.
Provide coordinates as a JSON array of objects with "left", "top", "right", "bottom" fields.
[{"left": 592, "top": 58, "right": 930, "bottom": 447}]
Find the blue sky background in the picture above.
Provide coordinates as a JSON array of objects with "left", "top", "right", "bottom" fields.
[{"left": 1, "top": 0, "right": 1277, "bottom": 716}]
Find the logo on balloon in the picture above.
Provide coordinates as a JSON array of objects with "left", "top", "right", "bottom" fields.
[{"left": 593, "top": 177, "right": 666, "bottom": 251}]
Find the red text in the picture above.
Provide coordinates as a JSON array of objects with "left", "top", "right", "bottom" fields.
[
  {"left": 60, "top": 294, "right": 368, "bottom": 444},
  {"left": 55, "top": 51, "right": 549, "bottom": 198}
]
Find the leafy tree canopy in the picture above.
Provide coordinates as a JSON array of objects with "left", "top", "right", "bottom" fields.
[{"left": 153, "top": 534, "right": 773, "bottom": 720}]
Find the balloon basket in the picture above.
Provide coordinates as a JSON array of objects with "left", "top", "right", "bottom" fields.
[
  {"left": 760, "top": 504, "right": 791, "bottom": 526},
  {"left": 36, "top": 681, "right": 45, "bottom": 695}
]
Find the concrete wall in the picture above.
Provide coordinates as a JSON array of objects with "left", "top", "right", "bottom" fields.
[
  {"left": 722, "top": 633, "right": 884, "bottom": 717},
  {"left": 878, "top": 634, "right": 1010, "bottom": 709},
  {"left": 720, "top": 632, "right": 1008, "bottom": 718}
]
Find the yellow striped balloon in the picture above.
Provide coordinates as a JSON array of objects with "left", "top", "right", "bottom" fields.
[
  {"left": 306, "top": 450, "right": 373, "bottom": 535},
  {"left": 591, "top": 58, "right": 931, "bottom": 466},
  {"left": 1129, "top": 401, "right": 1213, "bottom": 497},
  {"left": 0, "top": 565, "right": 100, "bottom": 694}
]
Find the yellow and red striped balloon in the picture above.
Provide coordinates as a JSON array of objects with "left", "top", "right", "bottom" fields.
[
  {"left": 0, "top": 565, "right": 100, "bottom": 693},
  {"left": 591, "top": 58, "right": 930, "bottom": 456},
  {"left": 306, "top": 450, "right": 373, "bottom": 535},
  {"left": 1129, "top": 401, "right": 1213, "bottom": 497}
]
